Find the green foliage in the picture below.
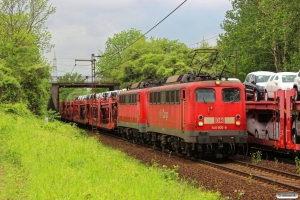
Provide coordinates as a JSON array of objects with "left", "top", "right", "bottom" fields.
[
  {"left": 295, "top": 156, "right": 300, "bottom": 174},
  {"left": 161, "top": 165, "right": 180, "bottom": 182},
  {"left": 59, "top": 88, "right": 91, "bottom": 102},
  {"left": 58, "top": 72, "right": 85, "bottom": 83},
  {"left": 1, "top": 103, "right": 32, "bottom": 117},
  {"left": 251, "top": 151, "right": 262, "bottom": 164},
  {"left": 218, "top": 0, "right": 300, "bottom": 81},
  {"left": 234, "top": 189, "right": 245, "bottom": 200},
  {"left": 0, "top": 0, "right": 55, "bottom": 116},
  {"left": 97, "top": 29, "right": 193, "bottom": 88},
  {"left": 274, "top": 157, "right": 278, "bottom": 167},
  {"left": 21, "top": 65, "right": 51, "bottom": 115},
  {"left": 46, "top": 109, "right": 61, "bottom": 122},
  {"left": 57, "top": 73, "right": 94, "bottom": 102},
  {"left": 0, "top": 110, "right": 223, "bottom": 200}
]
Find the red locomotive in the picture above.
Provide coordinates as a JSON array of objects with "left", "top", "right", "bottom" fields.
[{"left": 60, "top": 73, "right": 248, "bottom": 158}]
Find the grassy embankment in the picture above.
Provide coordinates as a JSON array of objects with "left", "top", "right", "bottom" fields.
[{"left": 0, "top": 104, "right": 223, "bottom": 199}]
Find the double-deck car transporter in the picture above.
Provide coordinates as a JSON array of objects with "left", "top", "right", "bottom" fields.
[{"left": 246, "top": 89, "right": 300, "bottom": 155}]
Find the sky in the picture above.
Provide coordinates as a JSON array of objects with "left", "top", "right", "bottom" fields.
[{"left": 44, "top": 0, "right": 233, "bottom": 78}]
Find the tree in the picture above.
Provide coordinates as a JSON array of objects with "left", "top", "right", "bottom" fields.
[
  {"left": 218, "top": 0, "right": 300, "bottom": 81},
  {"left": 58, "top": 72, "right": 85, "bottom": 83},
  {"left": 57, "top": 72, "right": 90, "bottom": 102},
  {"left": 0, "top": 0, "right": 56, "bottom": 115},
  {"left": 97, "top": 29, "right": 144, "bottom": 81},
  {"left": 97, "top": 30, "right": 192, "bottom": 88}
]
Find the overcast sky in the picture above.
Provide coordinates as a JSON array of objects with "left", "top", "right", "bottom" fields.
[{"left": 44, "top": 0, "right": 232, "bottom": 77}]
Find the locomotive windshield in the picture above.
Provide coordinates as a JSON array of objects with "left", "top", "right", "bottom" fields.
[
  {"left": 222, "top": 88, "right": 240, "bottom": 102},
  {"left": 196, "top": 89, "right": 215, "bottom": 103}
]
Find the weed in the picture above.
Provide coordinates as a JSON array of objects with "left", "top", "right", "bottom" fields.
[
  {"left": 295, "top": 156, "right": 300, "bottom": 174},
  {"left": 272, "top": 177, "right": 277, "bottom": 191},
  {"left": 251, "top": 151, "right": 262, "bottom": 164},
  {"left": 234, "top": 189, "right": 245, "bottom": 200},
  {"left": 150, "top": 155, "right": 159, "bottom": 168},
  {"left": 274, "top": 157, "right": 278, "bottom": 168},
  {"left": 190, "top": 179, "right": 198, "bottom": 187},
  {"left": 245, "top": 163, "right": 249, "bottom": 172},
  {"left": 248, "top": 174, "right": 253, "bottom": 185},
  {"left": 47, "top": 109, "right": 61, "bottom": 122},
  {"left": 161, "top": 165, "right": 179, "bottom": 182},
  {"left": 168, "top": 151, "right": 172, "bottom": 157}
]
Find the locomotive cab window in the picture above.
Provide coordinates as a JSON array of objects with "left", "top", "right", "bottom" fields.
[
  {"left": 154, "top": 92, "right": 157, "bottom": 104},
  {"left": 157, "top": 92, "right": 161, "bottom": 104},
  {"left": 175, "top": 90, "right": 180, "bottom": 104},
  {"left": 196, "top": 89, "right": 215, "bottom": 102},
  {"left": 170, "top": 90, "right": 175, "bottom": 104},
  {"left": 161, "top": 91, "right": 166, "bottom": 104},
  {"left": 150, "top": 92, "right": 153, "bottom": 104},
  {"left": 166, "top": 91, "right": 170, "bottom": 104},
  {"left": 125, "top": 95, "right": 129, "bottom": 104},
  {"left": 222, "top": 88, "right": 240, "bottom": 102}
]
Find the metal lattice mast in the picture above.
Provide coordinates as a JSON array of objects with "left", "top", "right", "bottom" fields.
[{"left": 75, "top": 54, "right": 98, "bottom": 132}]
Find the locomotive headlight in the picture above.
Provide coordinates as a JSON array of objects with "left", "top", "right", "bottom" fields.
[
  {"left": 198, "top": 121, "right": 204, "bottom": 127},
  {"left": 236, "top": 114, "right": 241, "bottom": 120},
  {"left": 215, "top": 80, "right": 221, "bottom": 86},
  {"left": 235, "top": 121, "right": 241, "bottom": 126}
]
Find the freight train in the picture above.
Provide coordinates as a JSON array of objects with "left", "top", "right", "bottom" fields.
[{"left": 60, "top": 73, "right": 248, "bottom": 158}]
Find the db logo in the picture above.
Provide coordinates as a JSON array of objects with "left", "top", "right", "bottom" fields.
[{"left": 159, "top": 109, "right": 169, "bottom": 120}]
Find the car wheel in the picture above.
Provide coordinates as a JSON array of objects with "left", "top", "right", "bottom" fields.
[
  {"left": 264, "top": 90, "right": 269, "bottom": 101},
  {"left": 265, "top": 131, "right": 269, "bottom": 140},
  {"left": 293, "top": 134, "right": 296, "bottom": 143},
  {"left": 255, "top": 130, "right": 259, "bottom": 138},
  {"left": 254, "top": 91, "right": 259, "bottom": 101}
]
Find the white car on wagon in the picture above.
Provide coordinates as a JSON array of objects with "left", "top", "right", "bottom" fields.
[
  {"left": 264, "top": 72, "right": 297, "bottom": 100},
  {"left": 247, "top": 111, "right": 273, "bottom": 139}
]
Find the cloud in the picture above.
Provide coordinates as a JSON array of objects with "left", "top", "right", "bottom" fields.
[{"left": 45, "top": 0, "right": 232, "bottom": 76}]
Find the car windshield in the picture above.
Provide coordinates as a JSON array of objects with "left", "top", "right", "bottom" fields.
[
  {"left": 256, "top": 75, "right": 271, "bottom": 83},
  {"left": 282, "top": 75, "right": 296, "bottom": 83},
  {"left": 258, "top": 114, "right": 272, "bottom": 123}
]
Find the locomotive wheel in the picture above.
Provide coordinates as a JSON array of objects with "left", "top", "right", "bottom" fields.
[
  {"left": 186, "top": 148, "right": 193, "bottom": 157},
  {"left": 139, "top": 133, "right": 145, "bottom": 144}
]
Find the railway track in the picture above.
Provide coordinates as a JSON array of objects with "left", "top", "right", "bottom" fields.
[
  {"left": 197, "top": 159, "right": 300, "bottom": 193},
  {"left": 88, "top": 129, "right": 300, "bottom": 194}
]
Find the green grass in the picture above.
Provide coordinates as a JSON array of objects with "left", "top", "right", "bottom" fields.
[{"left": 0, "top": 103, "right": 223, "bottom": 200}]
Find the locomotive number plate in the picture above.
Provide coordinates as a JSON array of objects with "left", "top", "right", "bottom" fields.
[
  {"left": 214, "top": 117, "right": 224, "bottom": 123},
  {"left": 212, "top": 126, "right": 227, "bottom": 130}
]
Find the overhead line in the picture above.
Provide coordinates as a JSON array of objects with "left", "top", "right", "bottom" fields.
[
  {"left": 188, "top": 36, "right": 219, "bottom": 47},
  {"left": 111, "top": 0, "right": 188, "bottom": 57}
]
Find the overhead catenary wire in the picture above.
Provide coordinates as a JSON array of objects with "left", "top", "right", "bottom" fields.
[
  {"left": 188, "top": 36, "right": 219, "bottom": 47},
  {"left": 110, "top": 0, "right": 188, "bottom": 58},
  {"left": 97, "top": 0, "right": 188, "bottom": 72}
]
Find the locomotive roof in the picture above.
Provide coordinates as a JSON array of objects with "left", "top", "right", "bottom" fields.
[
  {"left": 119, "top": 79, "right": 243, "bottom": 95},
  {"left": 125, "top": 73, "right": 242, "bottom": 91}
]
